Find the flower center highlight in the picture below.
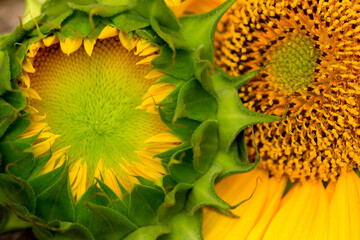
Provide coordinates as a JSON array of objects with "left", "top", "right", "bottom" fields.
[
  {"left": 269, "top": 35, "right": 319, "bottom": 92},
  {"left": 29, "top": 38, "right": 167, "bottom": 178}
]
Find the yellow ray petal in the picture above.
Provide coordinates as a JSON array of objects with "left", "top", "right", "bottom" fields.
[
  {"left": 42, "top": 35, "right": 59, "bottom": 47},
  {"left": 27, "top": 41, "right": 44, "bottom": 58},
  {"left": 119, "top": 31, "right": 138, "bottom": 51},
  {"left": 329, "top": 171, "right": 360, "bottom": 240},
  {"left": 94, "top": 159, "right": 104, "bottom": 180},
  {"left": 60, "top": 37, "right": 83, "bottom": 55},
  {"left": 97, "top": 26, "right": 119, "bottom": 39},
  {"left": 144, "top": 132, "right": 181, "bottom": 144},
  {"left": 203, "top": 168, "right": 268, "bottom": 239},
  {"left": 83, "top": 37, "right": 97, "bottom": 57},
  {"left": 138, "top": 45, "right": 159, "bottom": 56},
  {"left": 41, "top": 146, "right": 70, "bottom": 174},
  {"left": 145, "top": 69, "right": 164, "bottom": 79},
  {"left": 22, "top": 57, "right": 35, "bottom": 73},
  {"left": 22, "top": 72, "right": 31, "bottom": 88},
  {"left": 262, "top": 181, "right": 328, "bottom": 240},
  {"left": 104, "top": 168, "right": 121, "bottom": 197},
  {"left": 21, "top": 87, "right": 41, "bottom": 100},
  {"left": 136, "top": 54, "right": 158, "bottom": 65},
  {"left": 33, "top": 135, "right": 60, "bottom": 158},
  {"left": 246, "top": 176, "right": 287, "bottom": 239}
]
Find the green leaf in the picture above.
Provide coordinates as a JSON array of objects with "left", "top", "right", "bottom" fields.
[
  {"left": 178, "top": 0, "right": 236, "bottom": 62},
  {"left": 124, "top": 225, "right": 169, "bottom": 240},
  {"left": 35, "top": 162, "right": 75, "bottom": 223},
  {"left": 191, "top": 120, "right": 218, "bottom": 173},
  {"left": 128, "top": 184, "right": 164, "bottom": 226},
  {"left": 159, "top": 210, "right": 203, "bottom": 240},
  {"left": 185, "top": 163, "right": 230, "bottom": 215},
  {"left": 0, "top": 51, "right": 11, "bottom": 95},
  {"left": 174, "top": 80, "right": 217, "bottom": 122},
  {"left": 112, "top": 12, "right": 149, "bottom": 33}
]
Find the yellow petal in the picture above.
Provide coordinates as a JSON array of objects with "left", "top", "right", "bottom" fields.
[
  {"left": 43, "top": 35, "right": 59, "bottom": 47},
  {"left": 33, "top": 135, "right": 60, "bottom": 158},
  {"left": 262, "top": 181, "right": 329, "bottom": 240},
  {"left": 22, "top": 72, "right": 31, "bottom": 88},
  {"left": 329, "top": 171, "right": 360, "bottom": 240},
  {"left": 41, "top": 146, "right": 70, "bottom": 174},
  {"left": 144, "top": 132, "right": 181, "bottom": 144},
  {"left": 136, "top": 54, "right": 158, "bottom": 65},
  {"left": 27, "top": 41, "right": 44, "bottom": 58},
  {"left": 145, "top": 69, "right": 164, "bottom": 79},
  {"left": 83, "top": 37, "right": 97, "bottom": 57},
  {"left": 119, "top": 31, "right": 137, "bottom": 50},
  {"left": 22, "top": 57, "right": 35, "bottom": 73},
  {"left": 104, "top": 168, "right": 121, "bottom": 197},
  {"left": 60, "top": 37, "right": 83, "bottom": 55},
  {"left": 97, "top": 26, "right": 119, "bottom": 39},
  {"left": 21, "top": 87, "right": 41, "bottom": 100}
]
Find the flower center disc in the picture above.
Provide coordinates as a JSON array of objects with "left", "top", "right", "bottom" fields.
[
  {"left": 269, "top": 35, "right": 319, "bottom": 92},
  {"left": 30, "top": 38, "right": 167, "bottom": 173}
]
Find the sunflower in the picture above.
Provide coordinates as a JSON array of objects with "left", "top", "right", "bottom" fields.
[
  {"left": 19, "top": 26, "right": 181, "bottom": 201},
  {"left": 200, "top": 0, "right": 360, "bottom": 239},
  {"left": 0, "top": 0, "right": 222, "bottom": 238}
]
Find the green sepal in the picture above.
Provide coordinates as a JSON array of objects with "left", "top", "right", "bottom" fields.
[
  {"left": 0, "top": 206, "right": 32, "bottom": 233},
  {"left": 0, "top": 51, "right": 11, "bottom": 95},
  {"left": 191, "top": 120, "right": 218, "bottom": 173},
  {"left": 158, "top": 182, "right": 192, "bottom": 222},
  {"left": 124, "top": 225, "right": 170, "bottom": 240},
  {"left": 185, "top": 163, "right": 230, "bottom": 215},
  {"left": 214, "top": 144, "right": 259, "bottom": 181},
  {"left": 212, "top": 68, "right": 280, "bottom": 152},
  {"left": 96, "top": 179, "right": 129, "bottom": 217},
  {"left": 2, "top": 90, "right": 27, "bottom": 112},
  {"left": 0, "top": 174, "right": 35, "bottom": 212},
  {"left": 32, "top": 222, "right": 95, "bottom": 240},
  {"left": 159, "top": 210, "right": 203, "bottom": 240},
  {"left": 178, "top": 0, "right": 236, "bottom": 62},
  {"left": 0, "top": 113, "right": 31, "bottom": 141},
  {"left": 152, "top": 46, "right": 194, "bottom": 82},
  {"left": 174, "top": 79, "right": 217, "bottom": 122},
  {"left": 27, "top": 153, "right": 51, "bottom": 180},
  {"left": 159, "top": 82, "right": 201, "bottom": 140},
  {"left": 60, "top": 11, "right": 99, "bottom": 38},
  {"left": 168, "top": 147, "right": 201, "bottom": 183},
  {"left": 0, "top": 98, "right": 19, "bottom": 138},
  {"left": 23, "top": 0, "right": 46, "bottom": 25},
  {"left": 0, "top": 132, "right": 38, "bottom": 179},
  {"left": 69, "top": 3, "right": 129, "bottom": 17},
  {"left": 34, "top": 162, "right": 75, "bottom": 223},
  {"left": 129, "top": 0, "right": 180, "bottom": 31},
  {"left": 128, "top": 184, "right": 164, "bottom": 226},
  {"left": 112, "top": 12, "right": 149, "bottom": 33}
]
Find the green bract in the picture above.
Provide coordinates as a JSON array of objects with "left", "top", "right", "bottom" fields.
[{"left": 0, "top": 0, "right": 278, "bottom": 239}]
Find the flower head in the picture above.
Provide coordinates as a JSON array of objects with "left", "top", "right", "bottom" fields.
[{"left": 201, "top": 0, "right": 360, "bottom": 238}]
